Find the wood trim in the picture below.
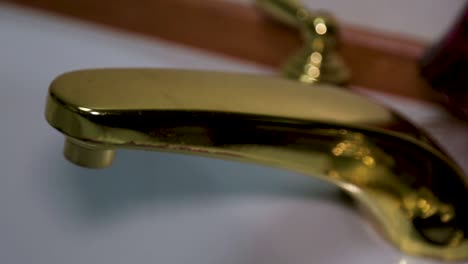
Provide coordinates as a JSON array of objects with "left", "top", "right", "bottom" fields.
[{"left": 6, "top": 0, "right": 441, "bottom": 102}]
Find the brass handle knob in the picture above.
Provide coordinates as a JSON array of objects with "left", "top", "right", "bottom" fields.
[
  {"left": 256, "top": 0, "right": 350, "bottom": 85},
  {"left": 45, "top": 68, "right": 468, "bottom": 261}
]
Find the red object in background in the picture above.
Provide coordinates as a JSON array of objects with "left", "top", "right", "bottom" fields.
[{"left": 421, "top": 4, "right": 468, "bottom": 120}]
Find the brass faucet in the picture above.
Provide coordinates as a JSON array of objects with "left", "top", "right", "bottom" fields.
[
  {"left": 45, "top": 68, "right": 468, "bottom": 261},
  {"left": 256, "top": 0, "right": 350, "bottom": 85}
]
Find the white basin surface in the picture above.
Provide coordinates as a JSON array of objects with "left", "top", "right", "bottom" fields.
[{"left": 0, "top": 4, "right": 466, "bottom": 264}]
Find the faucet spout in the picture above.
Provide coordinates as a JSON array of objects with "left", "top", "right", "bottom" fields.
[{"left": 45, "top": 68, "right": 468, "bottom": 260}]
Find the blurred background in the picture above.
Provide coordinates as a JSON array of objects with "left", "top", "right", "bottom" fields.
[
  {"left": 4, "top": 0, "right": 467, "bottom": 104},
  {"left": 237, "top": 0, "right": 466, "bottom": 41}
]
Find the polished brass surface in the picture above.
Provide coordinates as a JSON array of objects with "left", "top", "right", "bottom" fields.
[
  {"left": 45, "top": 68, "right": 468, "bottom": 260},
  {"left": 63, "top": 138, "right": 115, "bottom": 168},
  {"left": 256, "top": 0, "right": 350, "bottom": 85}
]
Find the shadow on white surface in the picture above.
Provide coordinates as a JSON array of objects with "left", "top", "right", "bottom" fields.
[{"left": 44, "top": 145, "right": 348, "bottom": 224}]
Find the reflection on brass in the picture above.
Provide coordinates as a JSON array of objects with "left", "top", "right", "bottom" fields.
[
  {"left": 45, "top": 69, "right": 468, "bottom": 261},
  {"left": 256, "top": 0, "right": 350, "bottom": 85}
]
